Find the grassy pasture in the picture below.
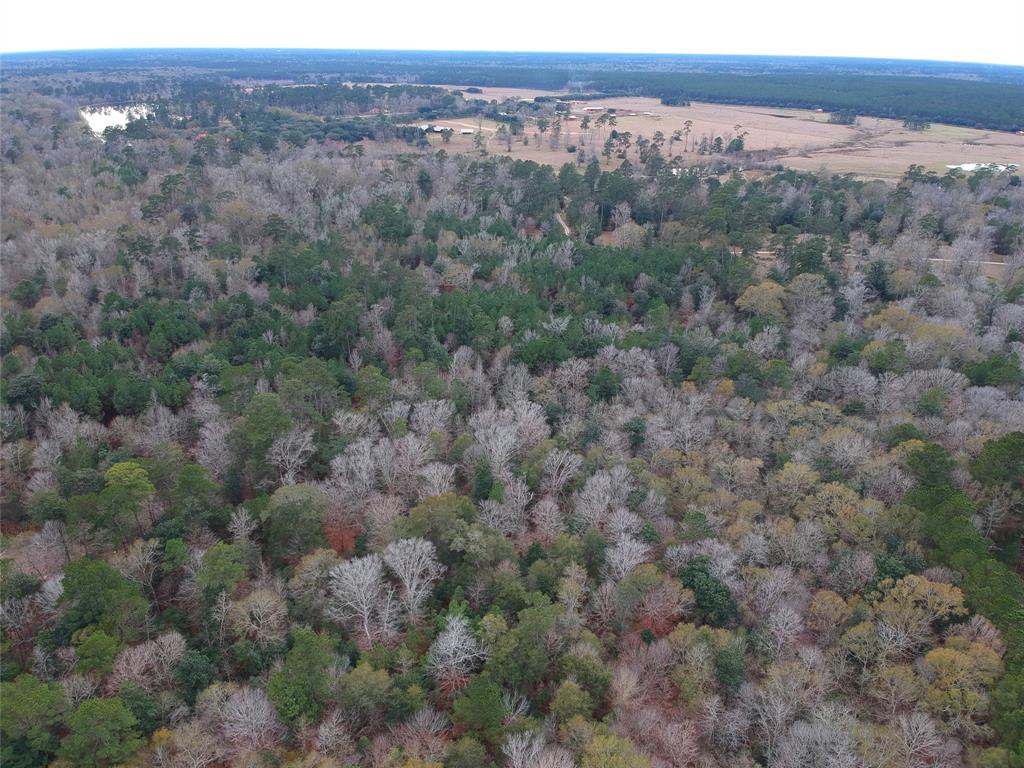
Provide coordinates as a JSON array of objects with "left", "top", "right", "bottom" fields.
[{"left": 391, "top": 85, "right": 1024, "bottom": 180}]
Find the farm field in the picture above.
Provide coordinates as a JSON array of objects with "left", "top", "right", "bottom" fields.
[{"left": 396, "top": 85, "right": 1024, "bottom": 179}]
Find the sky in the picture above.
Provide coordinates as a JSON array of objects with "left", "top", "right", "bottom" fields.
[{"left": 2, "top": 0, "right": 1023, "bottom": 66}]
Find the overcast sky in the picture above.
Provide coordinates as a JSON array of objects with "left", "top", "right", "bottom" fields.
[{"left": 2, "top": 0, "right": 1023, "bottom": 66}]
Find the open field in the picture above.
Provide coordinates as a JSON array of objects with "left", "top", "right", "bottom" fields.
[{"left": 393, "top": 85, "right": 1024, "bottom": 180}]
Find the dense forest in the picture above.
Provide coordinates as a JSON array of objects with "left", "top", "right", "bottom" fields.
[
  {"left": 4, "top": 50, "right": 1024, "bottom": 131},
  {"left": 2, "top": 59, "right": 1024, "bottom": 768}
]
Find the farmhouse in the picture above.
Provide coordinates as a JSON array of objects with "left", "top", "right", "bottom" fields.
[
  {"left": 945, "top": 162, "right": 1017, "bottom": 173},
  {"left": 459, "top": 128, "right": 475, "bottom": 135}
]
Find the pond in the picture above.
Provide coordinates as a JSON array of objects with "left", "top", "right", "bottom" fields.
[{"left": 80, "top": 104, "right": 153, "bottom": 136}]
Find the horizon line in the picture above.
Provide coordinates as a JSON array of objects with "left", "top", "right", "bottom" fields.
[{"left": 2, "top": 47, "right": 1023, "bottom": 69}]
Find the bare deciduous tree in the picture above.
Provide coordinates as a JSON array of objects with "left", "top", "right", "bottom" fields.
[
  {"left": 750, "top": 662, "right": 826, "bottom": 763},
  {"left": 541, "top": 449, "right": 583, "bottom": 497},
  {"left": 314, "top": 709, "right": 358, "bottom": 761},
  {"left": 418, "top": 462, "right": 457, "bottom": 500},
  {"left": 222, "top": 685, "right": 285, "bottom": 751},
  {"left": 503, "top": 731, "right": 575, "bottom": 768},
  {"left": 383, "top": 538, "right": 445, "bottom": 622},
  {"left": 426, "top": 614, "right": 486, "bottom": 694},
  {"left": 228, "top": 588, "right": 288, "bottom": 647},
  {"left": 111, "top": 538, "right": 161, "bottom": 596},
  {"left": 269, "top": 427, "right": 314, "bottom": 485},
  {"left": 410, "top": 399, "right": 455, "bottom": 436},
  {"left": 194, "top": 419, "right": 232, "bottom": 481},
  {"left": 156, "top": 721, "right": 226, "bottom": 768},
  {"left": 893, "top": 711, "right": 956, "bottom": 768},
  {"left": 328, "top": 554, "right": 399, "bottom": 648},
  {"left": 531, "top": 496, "right": 565, "bottom": 542},
  {"left": 108, "top": 632, "right": 187, "bottom": 693},
  {"left": 605, "top": 535, "right": 651, "bottom": 581},
  {"left": 773, "top": 703, "right": 859, "bottom": 768}
]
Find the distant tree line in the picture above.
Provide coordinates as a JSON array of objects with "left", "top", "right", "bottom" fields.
[{"left": 5, "top": 50, "right": 1023, "bottom": 131}]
